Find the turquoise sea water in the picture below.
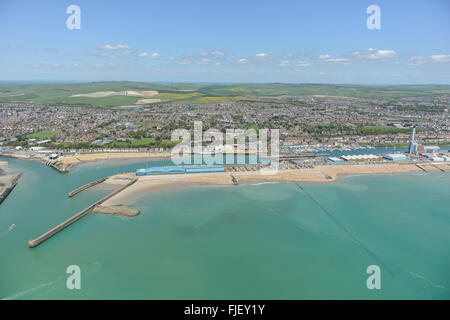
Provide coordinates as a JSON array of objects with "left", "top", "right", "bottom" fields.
[{"left": 0, "top": 156, "right": 449, "bottom": 299}]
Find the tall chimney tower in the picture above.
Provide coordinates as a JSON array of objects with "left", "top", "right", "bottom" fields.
[{"left": 408, "top": 125, "right": 417, "bottom": 154}]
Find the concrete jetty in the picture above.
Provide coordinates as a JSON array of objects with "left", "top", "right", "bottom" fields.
[
  {"left": 68, "top": 177, "right": 108, "bottom": 197},
  {"left": 230, "top": 174, "right": 239, "bottom": 185},
  {"left": 0, "top": 172, "right": 22, "bottom": 205},
  {"left": 45, "top": 160, "right": 72, "bottom": 173},
  {"left": 28, "top": 178, "right": 137, "bottom": 248}
]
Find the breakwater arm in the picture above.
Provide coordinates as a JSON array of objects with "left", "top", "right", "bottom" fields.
[
  {"left": 68, "top": 177, "right": 108, "bottom": 197},
  {"left": 0, "top": 173, "right": 22, "bottom": 205},
  {"left": 230, "top": 174, "right": 239, "bottom": 185},
  {"left": 29, "top": 178, "right": 137, "bottom": 248}
]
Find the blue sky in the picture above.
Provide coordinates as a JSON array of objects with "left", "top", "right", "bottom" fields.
[{"left": 1, "top": 0, "right": 449, "bottom": 83}]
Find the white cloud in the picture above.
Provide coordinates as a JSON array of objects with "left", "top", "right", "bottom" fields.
[
  {"left": 255, "top": 53, "right": 268, "bottom": 57},
  {"left": 293, "top": 62, "right": 310, "bottom": 67},
  {"left": 408, "top": 56, "right": 427, "bottom": 66},
  {"left": 408, "top": 54, "right": 450, "bottom": 65},
  {"left": 325, "top": 58, "right": 351, "bottom": 63},
  {"left": 199, "top": 50, "right": 227, "bottom": 58},
  {"left": 99, "top": 44, "right": 130, "bottom": 50},
  {"left": 168, "top": 49, "right": 227, "bottom": 65},
  {"left": 319, "top": 54, "right": 350, "bottom": 63},
  {"left": 319, "top": 54, "right": 331, "bottom": 60},
  {"left": 278, "top": 60, "right": 310, "bottom": 67},
  {"left": 139, "top": 52, "right": 160, "bottom": 59},
  {"left": 210, "top": 50, "right": 226, "bottom": 56},
  {"left": 352, "top": 48, "right": 397, "bottom": 60},
  {"left": 199, "top": 58, "right": 212, "bottom": 64},
  {"left": 237, "top": 58, "right": 248, "bottom": 64},
  {"left": 431, "top": 54, "right": 450, "bottom": 63}
]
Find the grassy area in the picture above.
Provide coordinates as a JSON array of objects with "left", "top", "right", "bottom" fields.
[
  {"left": 1, "top": 81, "right": 450, "bottom": 108},
  {"left": 229, "top": 88, "right": 252, "bottom": 93},
  {"left": 130, "top": 137, "right": 156, "bottom": 147},
  {"left": 358, "top": 126, "right": 412, "bottom": 135},
  {"left": 26, "top": 130, "right": 61, "bottom": 139},
  {"left": 152, "top": 92, "right": 201, "bottom": 101},
  {"left": 133, "top": 121, "right": 164, "bottom": 126}
]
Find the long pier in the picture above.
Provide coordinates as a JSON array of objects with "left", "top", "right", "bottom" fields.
[
  {"left": 28, "top": 178, "right": 137, "bottom": 248},
  {"left": 68, "top": 177, "right": 108, "bottom": 197}
]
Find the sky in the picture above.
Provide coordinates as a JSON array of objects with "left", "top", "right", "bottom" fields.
[{"left": 0, "top": 0, "right": 449, "bottom": 84}]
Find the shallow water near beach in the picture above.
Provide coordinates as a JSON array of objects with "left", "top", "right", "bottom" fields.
[{"left": 0, "top": 156, "right": 449, "bottom": 299}]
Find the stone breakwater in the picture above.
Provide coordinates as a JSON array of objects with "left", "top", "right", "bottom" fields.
[
  {"left": 68, "top": 177, "right": 108, "bottom": 197},
  {"left": 0, "top": 172, "right": 22, "bottom": 205},
  {"left": 92, "top": 205, "right": 140, "bottom": 216},
  {"left": 28, "top": 178, "right": 137, "bottom": 248}
]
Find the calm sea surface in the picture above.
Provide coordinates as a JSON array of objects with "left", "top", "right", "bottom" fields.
[{"left": 0, "top": 155, "right": 449, "bottom": 299}]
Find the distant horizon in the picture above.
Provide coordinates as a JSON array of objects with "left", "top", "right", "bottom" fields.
[{"left": 1, "top": 80, "right": 450, "bottom": 87}]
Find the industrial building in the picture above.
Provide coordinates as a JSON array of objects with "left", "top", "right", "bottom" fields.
[
  {"left": 423, "top": 146, "right": 440, "bottom": 153},
  {"left": 136, "top": 165, "right": 225, "bottom": 176},
  {"left": 136, "top": 166, "right": 185, "bottom": 175},
  {"left": 407, "top": 125, "right": 440, "bottom": 156},
  {"left": 340, "top": 154, "right": 382, "bottom": 162},
  {"left": 422, "top": 153, "right": 448, "bottom": 162},
  {"left": 383, "top": 154, "right": 407, "bottom": 161}
]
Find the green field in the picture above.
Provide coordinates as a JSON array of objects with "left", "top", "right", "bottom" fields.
[
  {"left": 0, "top": 81, "right": 449, "bottom": 108},
  {"left": 25, "top": 130, "right": 61, "bottom": 139}
]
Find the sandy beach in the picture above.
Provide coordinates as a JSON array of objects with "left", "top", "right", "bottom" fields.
[
  {"left": 57, "top": 152, "right": 170, "bottom": 165},
  {"left": 99, "top": 162, "right": 449, "bottom": 211}
]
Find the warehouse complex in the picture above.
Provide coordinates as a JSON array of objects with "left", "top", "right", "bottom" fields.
[{"left": 136, "top": 165, "right": 225, "bottom": 176}]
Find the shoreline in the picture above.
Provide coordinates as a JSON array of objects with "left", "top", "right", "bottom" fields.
[
  {"left": 98, "top": 162, "right": 449, "bottom": 214},
  {"left": 41, "top": 152, "right": 171, "bottom": 173},
  {"left": 57, "top": 152, "right": 171, "bottom": 165}
]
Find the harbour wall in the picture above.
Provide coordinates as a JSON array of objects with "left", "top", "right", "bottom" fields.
[
  {"left": 28, "top": 178, "right": 137, "bottom": 248},
  {"left": 68, "top": 177, "right": 108, "bottom": 197}
]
